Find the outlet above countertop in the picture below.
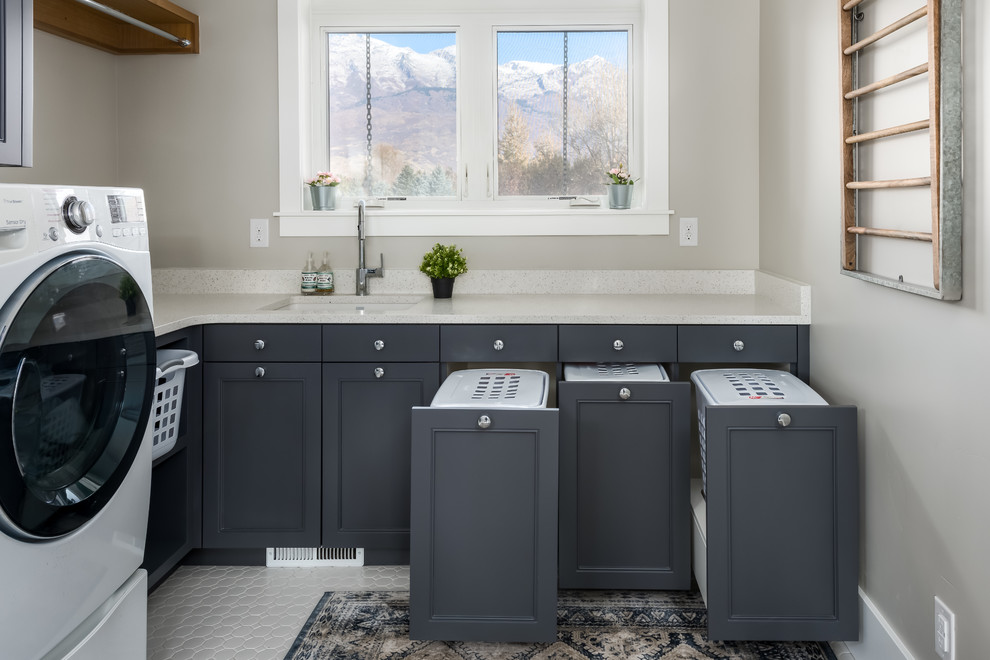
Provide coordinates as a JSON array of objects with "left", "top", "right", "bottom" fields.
[{"left": 151, "top": 269, "right": 810, "bottom": 335}]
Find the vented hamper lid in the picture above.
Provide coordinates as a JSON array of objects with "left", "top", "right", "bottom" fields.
[
  {"left": 563, "top": 363, "right": 669, "bottom": 382},
  {"left": 690, "top": 369, "right": 827, "bottom": 406},
  {"left": 430, "top": 369, "right": 549, "bottom": 409}
]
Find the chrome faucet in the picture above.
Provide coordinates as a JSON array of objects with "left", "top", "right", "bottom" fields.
[{"left": 356, "top": 199, "right": 383, "bottom": 296}]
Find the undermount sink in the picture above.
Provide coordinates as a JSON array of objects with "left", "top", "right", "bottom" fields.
[{"left": 264, "top": 295, "right": 424, "bottom": 314}]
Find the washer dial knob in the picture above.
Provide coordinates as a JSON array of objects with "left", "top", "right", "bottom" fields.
[{"left": 62, "top": 196, "right": 96, "bottom": 233}]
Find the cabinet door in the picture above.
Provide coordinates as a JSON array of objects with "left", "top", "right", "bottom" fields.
[
  {"left": 1, "top": 0, "right": 32, "bottom": 167},
  {"left": 323, "top": 362, "right": 440, "bottom": 549},
  {"left": 410, "top": 407, "right": 558, "bottom": 643},
  {"left": 203, "top": 362, "right": 321, "bottom": 548},
  {"left": 558, "top": 380, "right": 691, "bottom": 590},
  {"left": 705, "top": 405, "right": 859, "bottom": 641}
]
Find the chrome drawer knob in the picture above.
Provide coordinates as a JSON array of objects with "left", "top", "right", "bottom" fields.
[
  {"left": 374, "top": 367, "right": 385, "bottom": 379},
  {"left": 613, "top": 339, "right": 624, "bottom": 351},
  {"left": 374, "top": 340, "right": 385, "bottom": 351},
  {"left": 777, "top": 413, "right": 792, "bottom": 427},
  {"left": 733, "top": 340, "right": 745, "bottom": 352},
  {"left": 254, "top": 339, "right": 265, "bottom": 350},
  {"left": 493, "top": 339, "right": 504, "bottom": 351},
  {"left": 255, "top": 367, "right": 265, "bottom": 378},
  {"left": 477, "top": 415, "right": 492, "bottom": 429},
  {"left": 619, "top": 387, "right": 631, "bottom": 400}
]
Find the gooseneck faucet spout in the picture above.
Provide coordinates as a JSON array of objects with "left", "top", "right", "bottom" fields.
[{"left": 356, "top": 199, "right": 383, "bottom": 295}]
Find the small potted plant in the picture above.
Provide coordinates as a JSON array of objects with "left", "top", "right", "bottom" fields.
[
  {"left": 606, "top": 163, "right": 637, "bottom": 209},
  {"left": 419, "top": 243, "right": 468, "bottom": 298},
  {"left": 305, "top": 171, "right": 342, "bottom": 210}
]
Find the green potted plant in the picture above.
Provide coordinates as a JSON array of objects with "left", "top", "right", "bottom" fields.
[
  {"left": 419, "top": 243, "right": 468, "bottom": 298},
  {"left": 305, "top": 171, "right": 341, "bottom": 210},
  {"left": 605, "top": 163, "right": 637, "bottom": 209}
]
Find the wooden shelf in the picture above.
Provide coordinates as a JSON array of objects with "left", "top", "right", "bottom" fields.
[{"left": 35, "top": 0, "right": 199, "bottom": 54}]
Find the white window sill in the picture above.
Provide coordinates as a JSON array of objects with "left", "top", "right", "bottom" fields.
[{"left": 276, "top": 208, "right": 673, "bottom": 237}]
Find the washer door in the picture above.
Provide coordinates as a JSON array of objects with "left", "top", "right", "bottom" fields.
[{"left": 0, "top": 254, "right": 155, "bottom": 540}]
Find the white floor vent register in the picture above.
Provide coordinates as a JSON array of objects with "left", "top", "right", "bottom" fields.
[{"left": 266, "top": 547, "right": 364, "bottom": 567}]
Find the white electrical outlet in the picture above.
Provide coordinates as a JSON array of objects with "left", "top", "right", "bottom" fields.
[
  {"left": 250, "top": 218, "right": 269, "bottom": 248},
  {"left": 680, "top": 217, "right": 699, "bottom": 246},
  {"left": 935, "top": 595, "right": 956, "bottom": 660}
]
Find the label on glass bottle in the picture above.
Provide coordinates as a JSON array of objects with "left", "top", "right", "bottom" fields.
[
  {"left": 301, "top": 271, "right": 317, "bottom": 293},
  {"left": 317, "top": 271, "right": 334, "bottom": 293}
]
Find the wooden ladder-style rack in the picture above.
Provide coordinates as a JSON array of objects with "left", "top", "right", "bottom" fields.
[{"left": 838, "top": 0, "right": 962, "bottom": 300}]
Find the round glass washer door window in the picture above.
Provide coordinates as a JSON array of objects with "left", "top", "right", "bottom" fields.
[{"left": 0, "top": 254, "right": 155, "bottom": 540}]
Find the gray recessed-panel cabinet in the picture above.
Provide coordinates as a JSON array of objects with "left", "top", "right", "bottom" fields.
[
  {"left": 323, "top": 361, "right": 439, "bottom": 549},
  {"left": 202, "top": 325, "right": 322, "bottom": 548},
  {"left": 704, "top": 404, "right": 859, "bottom": 641},
  {"left": 558, "top": 380, "right": 690, "bottom": 589},
  {"left": 410, "top": 407, "right": 559, "bottom": 643}
]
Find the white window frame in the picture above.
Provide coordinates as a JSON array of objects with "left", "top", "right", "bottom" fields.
[{"left": 276, "top": 0, "right": 670, "bottom": 237}]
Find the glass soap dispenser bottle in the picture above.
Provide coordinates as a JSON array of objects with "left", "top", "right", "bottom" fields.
[
  {"left": 316, "top": 251, "right": 334, "bottom": 295},
  {"left": 301, "top": 252, "right": 317, "bottom": 295}
]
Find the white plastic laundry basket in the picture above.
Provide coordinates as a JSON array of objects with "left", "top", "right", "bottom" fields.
[
  {"left": 563, "top": 362, "right": 669, "bottom": 382},
  {"left": 691, "top": 368, "right": 827, "bottom": 498},
  {"left": 152, "top": 349, "right": 199, "bottom": 460},
  {"left": 430, "top": 369, "right": 549, "bottom": 409}
]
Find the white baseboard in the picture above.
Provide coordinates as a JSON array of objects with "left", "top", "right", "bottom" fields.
[{"left": 841, "top": 588, "right": 916, "bottom": 660}]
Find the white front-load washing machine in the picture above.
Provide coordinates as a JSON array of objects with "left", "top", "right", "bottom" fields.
[{"left": 0, "top": 184, "right": 156, "bottom": 659}]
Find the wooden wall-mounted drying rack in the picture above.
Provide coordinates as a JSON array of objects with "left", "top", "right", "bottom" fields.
[{"left": 838, "top": 0, "right": 962, "bottom": 300}]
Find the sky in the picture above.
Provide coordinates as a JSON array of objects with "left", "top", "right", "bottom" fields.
[{"left": 372, "top": 31, "right": 628, "bottom": 67}]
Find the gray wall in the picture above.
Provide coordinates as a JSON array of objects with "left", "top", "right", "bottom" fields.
[
  {"left": 108, "top": 0, "right": 761, "bottom": 271},
  {"left": 1, "top": 31, "right": 118, "bottom": 185},
  {"left": 760, "top": 2, "right": 989, "bottom": 658}
]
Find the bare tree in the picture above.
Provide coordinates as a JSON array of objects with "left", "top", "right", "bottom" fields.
[
  {"left": 373, "top": 143, "right": 405, "bottom": 187},
  {"left": 568, "top": 63, "right": 628, "bottom": 188},
  {"left": 498, "top": 102, "right": 531, "bottom": 195}
]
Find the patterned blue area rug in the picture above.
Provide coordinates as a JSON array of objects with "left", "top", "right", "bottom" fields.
[{"left": 284, "top": 590, "right": 837, "bottom": 659}]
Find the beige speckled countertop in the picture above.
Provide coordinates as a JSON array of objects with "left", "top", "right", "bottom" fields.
[{"left": 152, "top": 269, "right": 810, "bottom": 335}]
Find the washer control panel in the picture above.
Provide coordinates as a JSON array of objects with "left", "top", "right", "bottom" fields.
[{"left": 35, "top": 186, "right": 149, "bottom": 253}]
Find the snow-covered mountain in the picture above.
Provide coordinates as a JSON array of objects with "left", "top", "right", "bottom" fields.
[{"left": 327, "top": 34, "right": 623, "bottom": 171}]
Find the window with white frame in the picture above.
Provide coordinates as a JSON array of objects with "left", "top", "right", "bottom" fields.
[
  {"left": 276, "top": 0, "right": 670, "bottom": 236},
  {"left": 325, "top": 31, "right": 458, "bottom": 199},
  {"left": 496, "top": 30, "right": 629, "bottom": 198}
]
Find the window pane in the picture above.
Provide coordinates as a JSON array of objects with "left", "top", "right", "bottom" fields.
[
  {"left": 497, "top": 30, "right": 629, "bottom": 197},
  {"left": 327, "top": 33, "right": 457, "bottom": 197}
]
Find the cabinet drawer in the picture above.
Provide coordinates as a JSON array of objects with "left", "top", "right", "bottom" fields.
[
  {"left": 440, "top": 325, "right": 557, "bottom": 362},
  {"left": 204, "top": 324, "right": 321, "bottom": 362},
  {"left": 677, "top": 325, "right": 797, "bottom": 363},
  {"left": 323, "top": 325, "right": 439, "bottom": 362},
  {"left": 559, "top": 325, "right": 676, "bottom": 363}
]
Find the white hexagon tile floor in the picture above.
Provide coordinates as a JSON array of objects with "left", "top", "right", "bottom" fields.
[{"left": 147, "top": 565, "right": 409, "bottom": 660}]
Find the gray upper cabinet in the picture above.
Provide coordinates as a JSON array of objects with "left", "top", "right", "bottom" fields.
[{"left": 1, "top": 0, "right": 32, "bottom": 167}]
